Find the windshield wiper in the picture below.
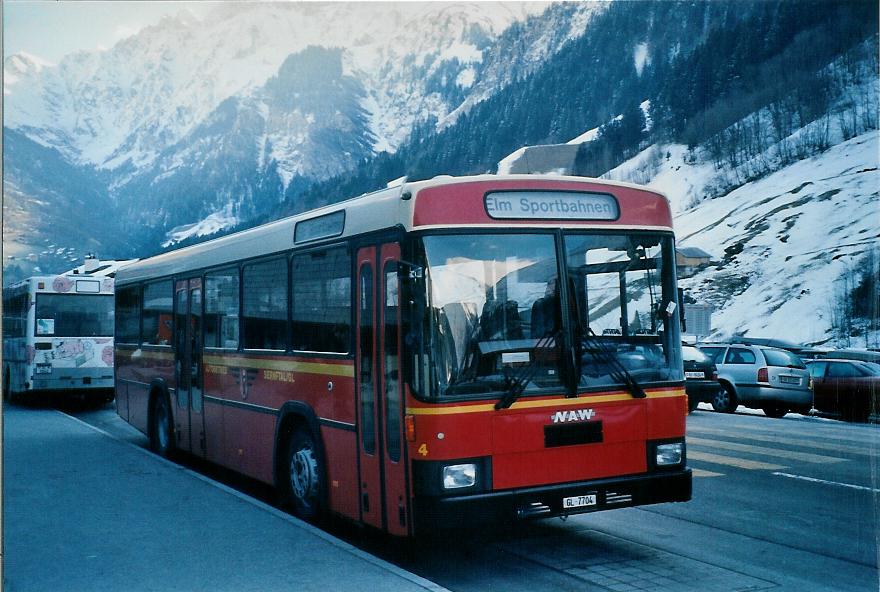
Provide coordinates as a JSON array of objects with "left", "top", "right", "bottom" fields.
[
  {"left": 582, "top": 328, "right": 647, "bottom": 399},
  {"left": 494, "top": 330, "right": 559, "bottom": 410}
]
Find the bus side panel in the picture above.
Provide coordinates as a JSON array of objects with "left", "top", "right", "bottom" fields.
[
  {"left": 216, "top": 402, "right": 275, "bottom": 483},
  {"left": 116, "top": 382, "right": 129, "bottom": 422},
  {"left": 116, "top": 349, "right": 139, "bottom": 430},
  {"left": 320, "top": 426, "right": 360, "bottom": 520},
  {"left": 202, "top": 360, "right": 236, "bottom": 468},
  {"left": 123, "top": 349, "right": 174, "bottom": 435}
]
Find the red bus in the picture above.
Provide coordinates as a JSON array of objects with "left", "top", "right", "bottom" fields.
[{"left": 114, "top": 174, "right": 691, "bottom": 536}]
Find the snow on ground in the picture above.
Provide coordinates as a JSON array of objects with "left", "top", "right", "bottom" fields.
[{"left": 603, "top": 144, "right": 716, "bottom": 213}]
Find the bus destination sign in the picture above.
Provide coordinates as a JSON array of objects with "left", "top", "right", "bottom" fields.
[{"left": 485, "top": 191, "right": 619, "bottom": 221}]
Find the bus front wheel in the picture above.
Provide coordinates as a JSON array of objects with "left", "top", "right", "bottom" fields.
[
  {"left": 283, "top": 429, "right": 324, "bottom": 521},
  {"left": 149, "top": 393, "right": 174, "bottom": 458}
]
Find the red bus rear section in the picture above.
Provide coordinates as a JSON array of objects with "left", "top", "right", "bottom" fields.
[{"left": 114, "top": 175, "right": 691, "bottom": 537}]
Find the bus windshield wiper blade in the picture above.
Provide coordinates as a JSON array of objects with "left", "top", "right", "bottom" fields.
[
  {"left": 494, "top": 331, "right": 559, "bottom": 410},
  {"left": 582, "top": 328, "right": 647, "bottom": 399}
]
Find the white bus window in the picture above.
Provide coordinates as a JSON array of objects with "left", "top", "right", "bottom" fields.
[{"left": 34, "top": 294, "right": 114, "bottom": 338}]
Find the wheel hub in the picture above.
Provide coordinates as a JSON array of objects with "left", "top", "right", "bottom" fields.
[
  {"left": 290, "top": 446, "right": 318, "bottom": 502},
  {"left": 156, "top": 403, "right": 170, "bottom": 450}
]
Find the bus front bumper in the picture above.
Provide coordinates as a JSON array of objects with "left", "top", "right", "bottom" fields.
[{"left": 413, "top": 468, "right": 692, "bottom": 532}]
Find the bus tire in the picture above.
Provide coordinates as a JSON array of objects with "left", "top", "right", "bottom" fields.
[
  {"left": 282, "top": 428, "right": 324, "bottom": 521},
  {"left": 712, "top": 382, "right": 738, "bottom": 414},
  {"left": 149, "top": 392, "right": 175, "bottom": 458}
]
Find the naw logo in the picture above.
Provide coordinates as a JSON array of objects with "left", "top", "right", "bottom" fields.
[{"left": 551, "top": 408, "right": 596, "bottom": 423}]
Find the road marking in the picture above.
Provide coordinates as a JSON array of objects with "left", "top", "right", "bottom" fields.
[
  {"left": 687, "top": 421, "right": 880, "bottom": 450},
  {"left": 687, "top": 450, "right": 787, "bottom": 471},
  {"left": 688, "top": 437, "right": 847, "bottom": 464},
  {"left": 688, "top": 427, "right": 877, "bottom": 456},
  {"left": 691, "top": 468, "right": 724, "bottom": 478},
  {"left": 772, "top": 472, "right": 880, "bottom": 493}
]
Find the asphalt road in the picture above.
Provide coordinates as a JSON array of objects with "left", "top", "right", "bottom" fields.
[{"left": 49, "top": 400, "right": 880, "bottom": 591}]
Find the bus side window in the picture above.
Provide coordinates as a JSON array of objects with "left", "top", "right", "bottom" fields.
[
  {"left": 142, "top": 281, "right": 173, "bottom": 346},
  {"left": 205, "top": 268, "right": 240, "bottom": 349},
  {"left": 116, "top": 286, "right": 141, "bottom": 344},
  {"left": 242, "top": 258, "right": 288, "bottom": 351},
  {"left": 291, "top": 247, "right": 351, "bottom": 354}
]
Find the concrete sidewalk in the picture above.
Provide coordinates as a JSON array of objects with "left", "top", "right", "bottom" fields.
[{"left": 2, "top": 405, "right": 446, "bottom": 592}]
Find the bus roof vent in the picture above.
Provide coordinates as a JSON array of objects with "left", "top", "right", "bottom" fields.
[{"left": 83, "top": 255, "right": 100, "bottom": 273}]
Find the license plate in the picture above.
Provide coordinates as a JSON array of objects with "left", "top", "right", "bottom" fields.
[
  {"left": 563, "top": 494, "right": 597, "bottom": 509},
  {"left": 779, "top": 375, "right": 800, "bottom": 384},
  {"left": 35, "top": 365, "right": 52, "bottom": 375},
  {"left": 685, "top": 371, "right": 705, "bottom": 379}
]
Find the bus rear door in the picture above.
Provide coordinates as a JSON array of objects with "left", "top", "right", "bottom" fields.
[{"left": 174, "top": 278, "right": 206, "bottom": 456}]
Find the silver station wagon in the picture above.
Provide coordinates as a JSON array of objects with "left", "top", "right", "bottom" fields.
[{"left": 696, "top": 344, "right": 812, "bottom": 417}]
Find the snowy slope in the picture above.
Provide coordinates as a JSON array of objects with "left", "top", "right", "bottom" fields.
[
  {"left": 603, "top": 132, "right": 878, "bottom": 345},
  {"left": 673, "top": 131, "right": 878, "bottom": 344}
]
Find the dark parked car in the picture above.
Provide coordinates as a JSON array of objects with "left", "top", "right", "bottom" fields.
[
  {"left": 816, "top": 349, "right": 880, "bottom": 364},
  {"left": 806, "top": 359, "right": 880, "bottom": 422},
  {"left": 683, "top": 345, "right": 721, "bottom": 413}
]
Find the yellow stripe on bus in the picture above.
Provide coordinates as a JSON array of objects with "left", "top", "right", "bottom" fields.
[
  {"left": 201, "top": 355, "right": 354, "bottom": 378},
  {"left": 406, "top": 388, "right": 684, "bottom": 416}
]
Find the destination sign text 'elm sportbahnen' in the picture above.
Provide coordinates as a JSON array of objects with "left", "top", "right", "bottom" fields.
[{"left": 484, "top": 191, "right": 619, "bottom": 221}]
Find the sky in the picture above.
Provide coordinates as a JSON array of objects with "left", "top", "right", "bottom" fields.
[{"left": 3, "top": 1, "right": 210, "bottom": 63}]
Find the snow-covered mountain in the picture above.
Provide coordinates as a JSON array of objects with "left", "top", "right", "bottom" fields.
[
  {"left": 4, "top": 2, "right": 555, "bottom": 171},
  {"left": 4, "top": 1, "right": 595, "bottom": 259}
]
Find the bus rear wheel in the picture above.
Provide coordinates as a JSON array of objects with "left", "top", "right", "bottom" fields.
[
  {"left": 283, "top": 429, "right": 324, "bottom": 521},
  {"left": 149, "top": 394, "right": 174, "bottom": 458}
]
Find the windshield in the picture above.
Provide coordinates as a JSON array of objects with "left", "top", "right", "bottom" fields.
[
  {"left": 683, "top": 345, "right": 711, "bottom": 363},
  {"left": 564, "top": 232, "right": 682, "bottom": 388},
  {"left": 412, "top": 231, "right": 682, "bottom": 400},
  {"left": 860, "top": 362, "right": 880, "bottom": 376},
  {"left": 35, "top": 294, "right": 114, "bottom": 337},
  {"left": 417, "top": 233, "right": 563, "bottom": 398}
]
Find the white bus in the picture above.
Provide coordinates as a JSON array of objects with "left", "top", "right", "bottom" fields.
[{"left": 2, "top": 257, "right": 133, "bottom": 403}]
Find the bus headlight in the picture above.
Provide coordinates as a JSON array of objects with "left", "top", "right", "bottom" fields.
[
  {"left": 442, "top": 463, "right": 477, "bottom": 489},
  {"left": 655, "top": 442, "right": 684, "bottom": 466}
]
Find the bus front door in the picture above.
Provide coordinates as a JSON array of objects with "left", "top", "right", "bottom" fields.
[
  {"left": 174, "top": 278, "right": 205, "bottom": 456},
  {"left": 356, "top": 244, "right": 409, "bottom": 535}
]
